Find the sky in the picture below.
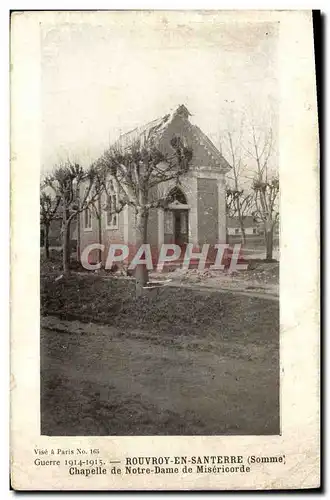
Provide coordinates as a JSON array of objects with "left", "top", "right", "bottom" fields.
[{"left": 41, "top": 11, "right": 279, "bottom": 176}]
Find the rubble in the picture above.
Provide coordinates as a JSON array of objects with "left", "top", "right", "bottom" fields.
[{"left": 151, "top": 260, "right": 279, "bottom": 293}]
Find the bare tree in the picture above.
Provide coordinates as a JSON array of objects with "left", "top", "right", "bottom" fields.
[
  {"left": 226, "top": 186, "right": 253, "bottom": 243},
  {"left": 40, "top": 190, "right": 61, "bottom": 259},
  {"left": 248, "top": 124, "right": 279, "bottom": 260},
  {"left": 221, "top": 123, "right": 253, "bottom": 244},
  {"left": 226, "top": 186, "right": 238, "bottom": 218},
  {"left": 98, "top": 134, "right": 193, "bottom": 296},
  {"left": 88, "top": 196, "right": 103, "bottom": 264},
  {"left": 44, "top": 161, "right": 103, "bottom": 274}
]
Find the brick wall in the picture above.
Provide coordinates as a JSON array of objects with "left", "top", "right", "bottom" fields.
[
  {"left": 79, "top": 203, "right": 126, "bottom": 265},
  {"left": 197, "top": 178, "right": 218, "bottom": 245}
]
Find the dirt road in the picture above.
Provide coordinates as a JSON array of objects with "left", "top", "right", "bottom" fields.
[{"left": 41, "top": 313, "right": 279, "bottom": 436}]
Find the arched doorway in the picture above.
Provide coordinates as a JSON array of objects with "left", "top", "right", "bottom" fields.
[{"left": 164, "top": 187, "right": 189, "bottom": 246}]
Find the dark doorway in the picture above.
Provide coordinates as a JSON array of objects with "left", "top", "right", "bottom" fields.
[
  {"left": 173, "top": 210, "right": 188, "bottom": 246},
  {"left": 174, "top": 212, "right": 181, "bottom": 244}
]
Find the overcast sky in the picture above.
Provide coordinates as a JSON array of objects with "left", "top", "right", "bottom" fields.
[{"left": 41, "top": 11, "right": 279, "bottom": 174}]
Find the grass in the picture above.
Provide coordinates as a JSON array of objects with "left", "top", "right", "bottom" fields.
[
  {"left": 40, "top": 260, "right": 279, "bottom": 436},
  {"left": 41, "top": 272, "right": 278, "bottom": 344}
]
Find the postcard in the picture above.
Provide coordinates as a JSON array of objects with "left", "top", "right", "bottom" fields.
[{"left": 10, "top": 9, "right": 320, "bottom": 490}]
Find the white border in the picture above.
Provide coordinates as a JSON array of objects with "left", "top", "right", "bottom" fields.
[{"left": 6, "top": 5, "right": 324, "bottom": 495}]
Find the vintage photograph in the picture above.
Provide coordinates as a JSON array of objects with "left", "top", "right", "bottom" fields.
[
  {"left": 10, "top": 8, "right": 320, "bottom": 490},
  {"left": 39, "top": 11, "right": 280, "bottom": 437}
]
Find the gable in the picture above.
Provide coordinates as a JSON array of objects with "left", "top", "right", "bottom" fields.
[
  {"left": 159, "top": 115, "right": 230, "bottom": 172},
  {"left": 115, "top": 105, "right": 231, "bottom": 174}
]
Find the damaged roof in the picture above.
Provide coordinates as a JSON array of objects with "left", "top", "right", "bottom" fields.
[{"left": 114, "top": 104, "right": 231, "bottom": 173}]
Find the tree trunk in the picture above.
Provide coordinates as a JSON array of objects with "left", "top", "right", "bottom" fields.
[
  {"left": 265, "top": 226, "right": 274, "bottom": 261},
  {"left": 239, "top": 221, "right": 246, "bottom": 245},
  {"left": 62, "top": 219, "right": 71, "bottom": 275},
  {"left": 97, "top": 197, "right": 102, "bottom": 266},
  {"left": 76, "top": 188, "right": 81, "bottom": 264},
  {"left": 236, "top": 200, "right": 246, "bottom": 245},
  {"left": 44, "top": 223, "right": 50, "bottom": 259},
  {"left": 77, "top": 210, "right": 81, "bottom": 264},
  {"left": 135, "top": 209, "right": 149, "bottom": 297}
]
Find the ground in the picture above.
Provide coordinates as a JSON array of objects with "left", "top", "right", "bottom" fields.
[
  {"left": 151, "top": 260, "right": 279, "bottom": 298},
  {"left": 40, "top": 256, "right": 279, "bottom": 436}
]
